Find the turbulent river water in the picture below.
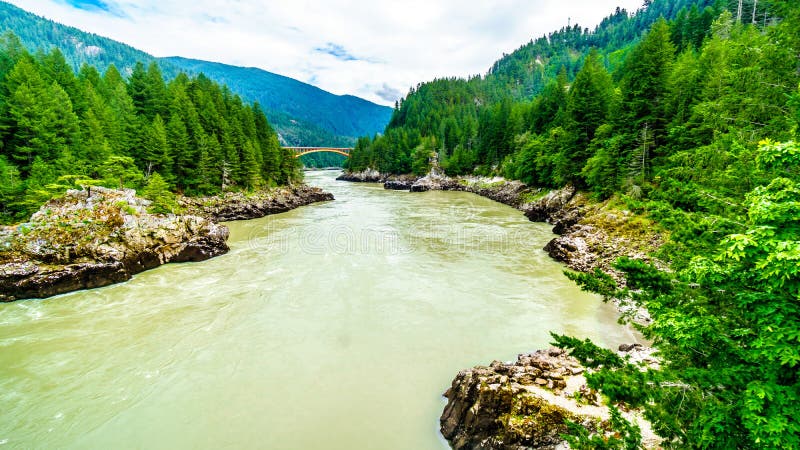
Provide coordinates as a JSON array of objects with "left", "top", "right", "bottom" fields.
[{"left": 0, "top": 171, "right": 636, "bottom": 449}]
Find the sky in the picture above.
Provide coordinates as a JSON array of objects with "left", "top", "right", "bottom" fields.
[{"left": 8, "top": 0, "right": 645, "bottom": 106}]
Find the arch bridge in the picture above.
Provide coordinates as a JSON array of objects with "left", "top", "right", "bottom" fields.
[{"left": 285, "top": 147, "right": 352, "bottom": 158}]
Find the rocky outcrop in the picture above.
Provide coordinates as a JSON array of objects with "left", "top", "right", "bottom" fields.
[
  {"left": 342, "top": 169, "right": 664, "bottom": 283},
  {"left": 0, "top": 187, "right": 229, "bottom": 302},
  {"left": 384, "top": 180, "right": 414, "bottom": 190},
  {"left": 522, "top": 186, "right": 578, "bottom": 223},
  {"left": 336, "top": 169, "right": 421, "bottom": 189},
  {"left": 179, "top": 185, "right": 334, "bottom": 222},
  {"left": 336, "top": 168, "right": 385, "bottom": 183},
  {"left": 441, "top": 347, "right": 660, "bottom": 450},
  {"left": 383, "top": 175, "right": 419, "bottom": 190},
  {"left": 407, "top": 174, "right": 529, "bottom": 209},
  {"left": 457, "top": 179, "right": 529, "bottom": 208},
  {"left": 0, "top": 183, "right": 335, "bottom": 302}
]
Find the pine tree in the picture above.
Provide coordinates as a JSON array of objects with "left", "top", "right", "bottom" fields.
[
  {"left": 140, "top": 115, "right": 172, "bottom": 183},
  {"left": 619, "top": 18, "right": 675, "bottom": 155},
  {"left": 100, "top": 155, "right": 143, "bottom": 190},
  {"left": 196, "top": 132, "right": 223, "bottom": 194},
  {"left": 39, "top": 48, "right": 85, "bottom": 115},
  {"left": 141, "top": 172, "right": 177, "bottom": 214},
  {"left": 0, "top": 155, "right": 23, "bottom": 222},
  {"left": 3, "top": 59, "right": 80, "bottom": 175},
  {"left": 102, "top": 65, "right": 137, "bottom": 155},
  {"left": 528, "top": 67, "right": 567, "bottom": 134},
  {"left": 78, "top": 63, "right": 103, "bottom": 92},
  {"left": 126, "top": 62, "right": 148, "bottom": 117},
  {"left": 167, "top": 114, "right": 194, "bottom": 192},
  {"left": 559, "top": 48, "right": 614, "bottom": 184},
  {"left": 240, "top": 140, "right": 262, "bottom": 189},
  {"left": 79, "top": 97, "right": 112, "bottom": 170}
]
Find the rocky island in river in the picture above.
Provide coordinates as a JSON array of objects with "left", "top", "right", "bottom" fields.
[{"left": 0, "top": 185, "right": 333, "bottom": 302}]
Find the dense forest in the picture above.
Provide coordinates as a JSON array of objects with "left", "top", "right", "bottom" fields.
[
  {"left": 347, "top": 0, "right": 800, "bottom": 446},
  {"left": 0, "top": 1, "right": 391, "bottom": 149},
  {"left": 0, "top": 33, "right": 302, "bottom": 223},
  {"left": 300, "top": 152, "right": 347, "bottom": 168}
]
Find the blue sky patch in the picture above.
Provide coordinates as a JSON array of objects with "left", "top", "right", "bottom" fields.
[
  {"left": 60, "top": 0, "right": 125, "bottom": 17},
  {"left": 314, "top": 43, "right": 358, "bottom": 62}
]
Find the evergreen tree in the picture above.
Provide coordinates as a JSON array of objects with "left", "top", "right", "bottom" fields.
[
  {"left": 619, "top": 18, "right": 676, "bottom": 155},
  {"left": 126, "top": 62, "right": 148, "bottom": 117},
  {"left": 102, "top": 65, "right": 137, "bottom": 155},
  {"left": 196, "top": 132, "right": 223, "bottom": 194},
  {"left": 79, "top": 87, "right": 112, "bottom": 170},
  {"left": 558, "top": 49, "right": 614, "bottom": 185},
  {"left": 141, "top": 172, "right": 178, "bottom": 214},
  {"left": 528, "top": 67, "right": 568, "bottom": 134},
  {"left": 141, "top": 115, "right": 172, "bottom": 182},
  {"left": 3, "top": 58, "right": 80, "bottom": 175},
  {"left": 39, "top": 48, "right": 85, "bottom": 114},
  {"left": 0, "top": 155, "right": 23, "bottom": 222},
  {"left": 100, "top": 155, "right": 143, "bottom": 190},
  {"left": 167, "top": 114, "right": 194, "bottom": 191}
]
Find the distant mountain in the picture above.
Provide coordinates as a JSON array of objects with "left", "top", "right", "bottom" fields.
[
  {"left": 164, "top": 57, "right": 393, "bottom": 142},
  {"left": 0, "top": 1, "right": 392, "bottom": 146}
]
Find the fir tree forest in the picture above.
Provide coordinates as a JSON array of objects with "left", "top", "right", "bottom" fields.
[{"left": 0, "top": 33, "right": 301, "bottom": 223}]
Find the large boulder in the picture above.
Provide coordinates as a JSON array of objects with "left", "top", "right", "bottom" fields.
[
  {"left": 522, "top": 186, "right": 577, "bottom": 223},
  {"left": 383, "top": 174, "right": 420, "bottom": 191},
  {"left": 336, "top": 168, "right": 385, "bottom": 183},
  {"left": 441, "top": 348, "right": 659, "bottom": 450}
]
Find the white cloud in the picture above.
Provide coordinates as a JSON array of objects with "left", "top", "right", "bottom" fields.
[{"left": 9, "top": 0, "right": 645, "bottom": 105}]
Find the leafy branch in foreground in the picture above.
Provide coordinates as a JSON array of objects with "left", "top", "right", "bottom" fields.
[
  {"left": 564, "top": 406, "right": 642, "bottom": 450},
  {"left": 558, "top": 141, "right": 800, "bottom": 448}
]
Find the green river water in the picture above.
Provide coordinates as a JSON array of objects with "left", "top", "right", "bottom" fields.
[{"left": 0, "top": 171, "right": 636, "bottom": 449}]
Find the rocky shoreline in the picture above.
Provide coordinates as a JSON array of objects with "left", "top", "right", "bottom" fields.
[
  {"left": 336, "top": 169, "right": 418, "bottom": 189},
  {"left": 338, "top": 169, "right": 662, "bottom": 447},
  {"left": 339, "top": 169, "right": 663, "bottom": 283},
  {"left": 441, "top": 346, "right": 660, "bottom": 449},
  {"left": 0, "top": 185, "right": 333, "bottom": 302},
  {"left": 179, "top": 185, "right": 334, "bottom": 222}
]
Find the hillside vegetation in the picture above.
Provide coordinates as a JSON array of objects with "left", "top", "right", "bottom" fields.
[
  {"left": 0, "top": 34, "right": 301, "bottom": 223},
  {"left": 347, "top": 0, "right": 800, "bottom": 446},
  {"left": 0, "top": 1, "right": 391, "bottom": 147}
]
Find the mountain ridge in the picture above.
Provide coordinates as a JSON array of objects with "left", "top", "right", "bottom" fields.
[{"left": 162, "top": 56, "right": 392, "bottom": 140}]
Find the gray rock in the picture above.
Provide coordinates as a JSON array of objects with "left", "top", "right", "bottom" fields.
[
  {"left": 441, "top": 348, "right": 600, "bottom": 450},
  {"left": 384, "top": 180, "right": 415, "bottom": 190},
  {"left": 336, "top": 168, "right": 384, "bottom": 183},
  {"left": 619, "top": 343, "right": 643, "bottom": 352},
  {"left": 179, "top": 186, "right": 334, "bottom": 222}
]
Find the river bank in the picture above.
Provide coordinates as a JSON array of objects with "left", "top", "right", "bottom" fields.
[
  {"left": 0, "top": 171, "right": 636, "bottom": 449},
  {"left": 339, "top": 169, "right": 664, "bottom": 287},
  {"left": 339, "top": 168, "right": 661, "bottom": 448},
  {"left": 441, "top": 345, "right": 661, "bottom": 450},
  {"left": 0, "top": 185, "right": 333, "bottom": 302}
]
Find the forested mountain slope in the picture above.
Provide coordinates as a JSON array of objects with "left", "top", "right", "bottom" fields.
[
  {"left": 0, "top": 35, "right": 301, "bottom": 223},
  {"left": 0, "top": 1, "right": 391, "bottom": 146},
  {"left": 164, "top": 57, "right": 392, "bottom": 142}
]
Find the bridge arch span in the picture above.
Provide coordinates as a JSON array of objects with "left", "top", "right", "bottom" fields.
[{"left": 285, "top": 147, "right": 352, "bottom": 158}]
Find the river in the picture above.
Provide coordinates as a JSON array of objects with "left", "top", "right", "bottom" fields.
[{"left": 0, "top": 171, "right": 636, "bottom": 449}]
